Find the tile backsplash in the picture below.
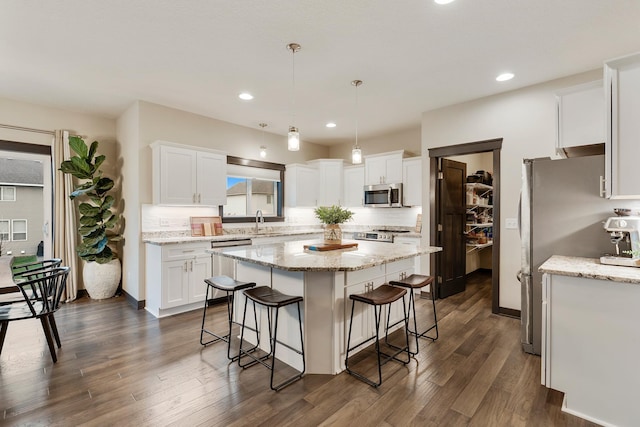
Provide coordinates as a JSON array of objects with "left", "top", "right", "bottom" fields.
[{"left": 141, "top": 204, "right": 422, "bottom": 234}]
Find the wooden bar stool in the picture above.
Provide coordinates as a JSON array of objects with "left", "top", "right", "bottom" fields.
[
  {"left": 200, "top": 276, "right": 256, "bottom": 361},
  {"left": 238, "top": 286, "right": 305, "bottom": 391},
  {"left": 345, "top": 284, "right": 411, "bottom": 387},
  {"left": 388, "top": 274, "right": 438, "bottom": 355}
]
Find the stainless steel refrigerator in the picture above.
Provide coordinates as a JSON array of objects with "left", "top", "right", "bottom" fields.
[{"left": 519, "top": 154, "right": 620, "bottom": 355}]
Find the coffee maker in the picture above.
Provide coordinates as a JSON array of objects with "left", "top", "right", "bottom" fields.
[{"left": 600, "top": 216, "right": 640, "bottom": 267}]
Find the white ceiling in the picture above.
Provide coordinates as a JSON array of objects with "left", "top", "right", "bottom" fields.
[{"left": 2, "top": 1, "right": 640, "bottom": 145}]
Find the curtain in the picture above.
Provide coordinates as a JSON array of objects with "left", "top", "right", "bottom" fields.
[{"left": 53, "top": 130, "right": 79, "bottom": 301}]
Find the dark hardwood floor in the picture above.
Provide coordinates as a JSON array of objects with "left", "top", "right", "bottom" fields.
[{"left": 0, "top": 271, "right": 597, "bottom": 426}]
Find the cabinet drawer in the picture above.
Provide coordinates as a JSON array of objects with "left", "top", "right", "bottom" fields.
[
  {"left": 162, "top": 242, "right": 210, "bottom": 261},
  {"left": 346, "top": 264, "right": 385, "bottom": 286}
]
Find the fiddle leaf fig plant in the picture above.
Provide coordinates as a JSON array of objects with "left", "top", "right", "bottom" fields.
[{"left": 59, "top": 136, "right": 122, "bottom": 264}]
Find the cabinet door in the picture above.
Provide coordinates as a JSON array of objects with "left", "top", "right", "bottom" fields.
[
  {"left": 285, "top": 164, "right": 318, "bottom": 207},
  {"left": 402, "top": 158, "right": 422, "bottom": 206},
  {"left": 365, "top": 156, "right": 387, "bottom": 185},
  {"left": 159, "top": 145, "right": 197, "bottom": 204},
  {"left": 386, "top": 259, "right": 414, "bottom": 329},
  {"left": 343, "top": 166, "right": 364, "bottom": 207},
  {"left": 556, "top": 80, "right": 604, "bottom": 151},
  {"left": 189, "top": 256, "right": 212, "bottom": 303},
  {"left": 162, "top": 259, "right": 189, "bottom": 308},
  {"left": 316, "top": 161, "right": 343, "bottom": 206},
  {"left": 344, "top": 276, "right": 386, "bottom": 352},
  {"left": 384, "top": 155, "right": 404, "bottom": 183},
  {"left": 605, "top": 53, "right": 640, "bottom": 199},
  {"left": 196, "top": 151, "right": 227, "bottom": 206}
]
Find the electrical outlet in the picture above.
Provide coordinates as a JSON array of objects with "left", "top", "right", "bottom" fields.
[
  {"left": 505, "top": 218, "right": 518, "bottom": 230},
  {"left": 160, "top": 218, "right": 170, "bottom": 226}
]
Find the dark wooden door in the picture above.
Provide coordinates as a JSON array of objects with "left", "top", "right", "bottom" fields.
[{"left": 438, "top": 158, "right": 467, "bottom": 298}]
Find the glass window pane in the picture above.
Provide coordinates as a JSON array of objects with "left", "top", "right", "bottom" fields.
[
  {"left": 224, "top": 177, "right": 247, "bottom": 217},
  {"left": 250, "top": 179, "right": 277, "bottom": 215},
  {"left": 0, "top": 220, "right": 9, "bottom": 240},
  {"left": 12, "top": 219, "right": 26, "bottom": 241},
  {"left": 1, "top": 187, "right": 15, "bottom": 201}
]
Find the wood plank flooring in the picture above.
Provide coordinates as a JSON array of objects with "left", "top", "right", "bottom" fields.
[{"left": 0, "top": 271, "right": 598, "bottom": 426}]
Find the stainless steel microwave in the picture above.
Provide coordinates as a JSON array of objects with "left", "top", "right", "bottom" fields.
[{"left": 363, "top": 183, "right": 403, "bottom": 207}]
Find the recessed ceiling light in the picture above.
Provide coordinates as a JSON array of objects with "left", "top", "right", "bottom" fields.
[
  {"left": 496, "top": 73, "right": 514, "bottom": 82},
  {"left": 238, "top": 92, "right": 254, "bottom": 100},
  {"left": 326, "top": 122, "right": 337, "bottom": 128},
  {"left": 434, "top": 0, "right": 455, "bottom": 4}
]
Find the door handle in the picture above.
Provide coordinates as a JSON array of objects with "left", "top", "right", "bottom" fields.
[{"left": 42, "top": 221, "right": 49, "bottom": 236}]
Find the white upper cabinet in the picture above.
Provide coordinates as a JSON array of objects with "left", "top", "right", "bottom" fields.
[
  {"left": 308, "top": 159, "right": 344, "bottom": 206},
  {"left": 285, "top": 163, "right": 318, "bottom": 207},
  {"left": 364, "top": 150, "right": 404, "bottom": 185},
  {"left": 402, "top": 157, "right": 422, "bottom": 206},
  {"left": 343, "top": 165, "right": 365, "bottom": 207},
  {"left": 555, "top": 80, "right": 604, "bottom": 153},
  {"left": 152, "top": 141, "right": 227, "bottom": 206},
  {"left": 604, "top": 52, "right": 640, "bottom": 199}
]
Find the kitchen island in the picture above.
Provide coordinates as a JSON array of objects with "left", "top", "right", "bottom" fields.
[
  {"left": 539, "top": 255, "right": 640, "bottom": 427},
  {"left": 207, "top": 239, "right": 441, "bottom": 375}
]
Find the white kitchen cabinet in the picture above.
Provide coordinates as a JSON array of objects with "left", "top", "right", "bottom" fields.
[
  {"left": 385, "top": 258, "right": 414, "bottom": 325},
  {"left": 343, "top": 165, "right": 365, "bottom": 207},
  {"left": 402, "top": 157, "right": 422, "bottom": 206},
  {"left": 344, "top": 266, "right": 386, "bottom": 351},
  {"left": 604, "top": 52, "right": 640, "bottom": 199},
  {"left": 145, "top": 241, "right": 212, "bottom": 318},
  {"left": 285, "top": 163, "right": 318, "bottom": 207},
  {"left": 555, "top": 80, "right": 604, "bottom": 154},
  {"left": 308, "top": 159, "right": 344, "bottom": 206},
  {"left": 364, "top": 150, "right": 404, "bottom": 185},
  {"left": 151, "top": 141, "right": 227, "bottom": 206}
]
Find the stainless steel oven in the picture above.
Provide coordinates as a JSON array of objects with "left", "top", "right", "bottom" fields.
[{"left": 363, "top": 183, "right": 403, "bottom": 208}]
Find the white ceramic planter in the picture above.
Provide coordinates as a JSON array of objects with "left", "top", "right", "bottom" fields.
[{"left": 83, "top": 258, "right": 121, "bottom": 299}]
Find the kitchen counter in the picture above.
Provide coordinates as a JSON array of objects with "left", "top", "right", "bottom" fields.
[
  {"left": 143, "top": 229, "right": 322, "bottom": 245},
  {"left": 206, "top": 239, "right": 440, "bottom": 271},
  {"left": 539, "top": 255, "right": 640, "bottom": 284},
  {"left": 210, "top": 239, "right": 441, "bottom": 375},
  {"left": 540, "top": 255, "right": 640, "bottom": 426}
]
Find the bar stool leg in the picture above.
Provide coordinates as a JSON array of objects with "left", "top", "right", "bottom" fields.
[
  {"left": 238, "top": 299, "right": 266, "bottom": 366},
  {"left": 200, "top": 285, "right": 228, "bottom": 346}
]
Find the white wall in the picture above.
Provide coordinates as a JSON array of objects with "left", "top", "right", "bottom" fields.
[
  {"left": 421, "top": 69, "right": 603, "bottom": 310},
  {"left": 329, "top": 126, "right": 421, "bottom": 162}
]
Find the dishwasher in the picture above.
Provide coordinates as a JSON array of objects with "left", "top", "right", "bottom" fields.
[{"left": 209, "top": 238, "right": 253, "bottom": 301}]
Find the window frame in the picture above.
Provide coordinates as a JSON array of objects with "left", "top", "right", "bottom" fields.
[
  {"left": 220, "top": 156, "right": 285, "bottom": 224},
  {"left": 0, "top": 186, "right": 16, "bottom": 201},
  {"left": 11, "top": 219, "right": 27, "bottom": 241}
]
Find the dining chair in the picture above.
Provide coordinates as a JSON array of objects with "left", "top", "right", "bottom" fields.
[{"left": 0, "top": 266, "right": 70, "bottom": 363}]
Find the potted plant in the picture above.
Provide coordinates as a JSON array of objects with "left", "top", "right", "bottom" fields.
[
  {"left": 59, "top": 136, "right": 122, "bottom": 299},
  {"left": 314, "top": 205, "right": 354, "bottom": 244}
]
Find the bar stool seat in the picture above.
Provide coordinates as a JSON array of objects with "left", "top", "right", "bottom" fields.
[
  {"left": 388, "top": 274, "right": 438, "bottom": 355},
  {"left": 238, "top": 286, "right": 305, "bottom": 391},
  {"left": 200, "top": 276, "right": 256, "bottom": 361},
  {"left": 345, "top": 284, "right": 411, "bottom": 388}
]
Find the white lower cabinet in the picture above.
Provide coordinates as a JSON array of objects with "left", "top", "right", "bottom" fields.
[
  {"left": 145, "top": 242, "right": 212, "bottom": 318},
  {"left": 385, "top": 258, "right": 414, "bottom": 326}
]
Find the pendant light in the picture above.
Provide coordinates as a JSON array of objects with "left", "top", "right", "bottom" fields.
[
  {"left": 287, "top": 43, "right": 301, "bottom": 151},
  {"left": 351, "top": 80, "right": 363, "bottom": 164},
  {"left": 259, "top": 123, "right": 267, "bottom": 158}
]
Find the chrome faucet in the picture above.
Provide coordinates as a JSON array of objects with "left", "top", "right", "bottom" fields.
[{"left": 255, "top": 209, "right": 264, "bottom": 232}]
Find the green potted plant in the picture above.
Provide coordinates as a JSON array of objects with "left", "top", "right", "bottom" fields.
[
  {"left": 59, "top": 136, "right": 122, "bottom": 299},
  {"left": 314, "top": 205, "right": 354, "bottom": 244}
]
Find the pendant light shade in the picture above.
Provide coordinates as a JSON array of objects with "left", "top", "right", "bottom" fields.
[
  {"left": 351, "top": 80, "right": 363, "bottom": 164},
  {"left": 288, "top": 126, "right": 300, "bottom": 151},
  {"left": 287, "top": 43, "right": 301, "bottom": 151}
]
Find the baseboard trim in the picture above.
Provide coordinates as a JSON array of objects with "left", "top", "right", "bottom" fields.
[
  {"left": 123, "top": 290, "right": 145, "bottom": 310},
  {"left": 498, "top": 307, "right": 520, "bottom": 318}
]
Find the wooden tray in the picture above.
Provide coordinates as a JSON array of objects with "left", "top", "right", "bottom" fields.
[{"left": 304, "top": 242, "right": 359, "bottom": 251}]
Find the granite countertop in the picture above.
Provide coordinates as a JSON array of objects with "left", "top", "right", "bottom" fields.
[
  {"left": 143, "top": 229, "right": 323, "bottom": 245},
  {"left": 206, "top": 239, "right": 441, "bottom": 272},
  {"left": 539, "top": 255, "right": 640, "bottom": 284}
]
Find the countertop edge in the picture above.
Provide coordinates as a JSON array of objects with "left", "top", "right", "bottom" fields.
[{"left": 539, "top": 255, "right": 640, "bottom": 284}]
